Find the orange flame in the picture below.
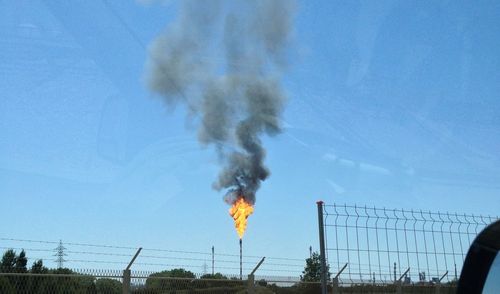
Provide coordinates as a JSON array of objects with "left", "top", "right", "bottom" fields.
[{"left": 229, "top": 197, "right": 254, "bottom": 239}]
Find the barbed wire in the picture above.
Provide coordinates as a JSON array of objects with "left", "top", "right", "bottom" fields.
[
  {"left": 0, "top": 237, "right": 306, "bottom": 275},
  {"left": 0, "top": 237, "right": 303, "bottom": 262}
]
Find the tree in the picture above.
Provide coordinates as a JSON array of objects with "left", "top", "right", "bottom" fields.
[
  {"left": 0, "top": 249, "right": 28, "bottom": 292},
  {"left": 29, "top": 260, "right": 48, "bottom": 293},
  {"left": 198, "top": 272, "right": 233, "bottom": 289},
  {"left": 15, "top": 250, "right": 28, "bottom": 273},
  {"left": 96, "top": 278, "right": 121, "bottom": 294},
  {"left": 31, "top": 260, "right": 48, "bottom": 274},
  {"left": 1, "top": 249, "right": 17, "bottom": 272},
  {"left": 1, "top": 249, "right": 28, "bottom": 273},
  {"left": 37, "top": 268, "right": 96, "bottom": 294},
  {"left": 299, "top": 252, "right": 331, "bottom": 294},
  {"left": 301, "top": 252, "right": 330, "bottom": 282},
  {"left": 145, "top": 268, "right": 196, "bottom": 291},
  {"left": 200, "top": 272, "right": 227, "bottom": 280}
]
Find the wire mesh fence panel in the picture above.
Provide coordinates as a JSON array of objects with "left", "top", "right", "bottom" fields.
[{"left": 323, "top": 203, "right": 498, "bottom": 286}]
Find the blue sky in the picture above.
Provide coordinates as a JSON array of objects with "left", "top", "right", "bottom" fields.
[{"left": 1, "top": 0, "right": 500, "bottom": 275}]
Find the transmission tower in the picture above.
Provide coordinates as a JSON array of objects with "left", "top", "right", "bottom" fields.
[
  {"left": 54, "top": 240, "right": 67, "bottom": 269},
  {"left": 202, "top": 261, "right": 208, "bottom": 275}
]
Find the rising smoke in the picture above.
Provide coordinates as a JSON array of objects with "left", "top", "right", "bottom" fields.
[{"left": 145, "top": 0, "right": 295, "bottom": 205}]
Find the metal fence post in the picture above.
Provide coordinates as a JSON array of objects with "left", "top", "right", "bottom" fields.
[
  {"left": 317, "top": 201, "right": 328, "bottom": 294},
  {"left": 123, "top": 248, "right": 142, "bottom": 294},
  {"left": 122, "top": 269, "right": 131, "bottom": 294},
  {"left": 332, "top": 263, "right": 347, "bottom": 294},
  {"left": 247, "top": 257, "right": 265, "bottom": 294},
  {"left": 332, "top": 277, "right": 339, "bottom": 294},
  {"left": 396, "top": 280, "right": 402, "bottom": 294},
  {"left": 248, "top": 274, "right": 255, "bottom": 294}
]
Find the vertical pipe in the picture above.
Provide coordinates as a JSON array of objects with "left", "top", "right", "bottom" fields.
[
  {"left": 317, "top": 201, "right": 328, "bottom": 294},
  {"left": 394, "top": 262, "right": 397, "bottom": 283},
  {"left": 240, "top": 239, "right": 243, "bottom": 280},
  {"left": 212, "top": 246, "right": 214, "bottom": 275}
]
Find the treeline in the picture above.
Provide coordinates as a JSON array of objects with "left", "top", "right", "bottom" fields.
[
  {"left": 0, "top": 249, "right": 246, "bottom": 294},
  {"left": 0, "top": 249, "right": 332, "bottom": 294},
  {"left": 0, "top": 249, "right": 121, "bottom": 294}
]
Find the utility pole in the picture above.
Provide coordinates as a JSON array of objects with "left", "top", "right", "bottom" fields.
[
  {"left": 212, "top": 246, "right": 214, "bottom": 275},
  {"left": 309, "top": 246, "right": 312, "bottom": 258},
  {"left": 54, "top": 240, "right": 66, "bottom": 269}
]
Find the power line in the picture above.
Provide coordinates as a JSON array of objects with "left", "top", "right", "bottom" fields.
[
  {"left": 66, "top": 259, "right": 300, "bottom": 274},
  {"left": 0, "top": 237, "right": 306, "bottom": 263},
  {"left": 0, "top": 246, "right": 304, "bottom": 268}
]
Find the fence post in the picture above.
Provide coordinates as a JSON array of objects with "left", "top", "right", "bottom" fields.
[
  {"left": 122, "top": 269, "right": 131, "bottom": 294},
  {"left": 332, "top": 277, "right": 339, "bottom": 294},
  {"left": 435, "top": 270, "right": 447, "bottom": 294},
  {"left": 247, "top": 274, "right": 255, "bottom": 294},
  {"left": 394, "top": 267, "right": 409, "bottom": 294},
  {"left": 123, "top": 247, "right": 142, "bottom": 294},
  {"left": 395, "top": 280, "right": 402, "bottom": 294},
  {"left": 247, "top": 257, "right": 265, "bottom": 294},
  {"left": 332, "top": 262, "right": 348, "bottom": 294},
  {"left": 317, "top": 201, "right": 328, "bottom": 294}
]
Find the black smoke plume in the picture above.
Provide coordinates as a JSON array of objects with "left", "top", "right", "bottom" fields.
[{"left": 145, "top": 0, "right": 295, "bottom": 204}]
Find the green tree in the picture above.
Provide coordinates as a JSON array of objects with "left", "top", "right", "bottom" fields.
[
  {"left": 1, "top": 249, "right": 17, "bottom": 272},
  {"left": 96, "top": 278, "right": 122, "bottom": 294},
  {"left": 300, "top": 252, "right": 330, "bottom": 282},
  {"left": 200, "top": 272, "right": 227, "bottom": 280},
  {"left": 37, "top": 268, "right": 96, "bottom": 294},
  {"left": 15, "top": 250, "right": 28, "bottom": 273},
  {"left": 197, "top": 272, "right": 232, "bottom": 289},
  {"left": 30, "top": 260, "right": 48, "bottom": 274},
  {"left": 299, "top": 252, "right": 331, "bottom": 294},
  {"left": 1, "top": 249, "right": 28, "bottom": 273},
  {"left": 146, "top": 268, "right": 196, "bottom": 292},
  {"left": 1, "top": 249, "right": 29, "bottom": 292},
  {"left": 29, "top": 260, "right": 48, "bottom": 293}
]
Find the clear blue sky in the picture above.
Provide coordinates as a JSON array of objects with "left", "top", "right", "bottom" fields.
[{"left": 1, "top": 0, "right": 499, "bottom": 275}]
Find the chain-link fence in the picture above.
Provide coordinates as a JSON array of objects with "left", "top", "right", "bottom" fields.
[
  {"left": 0, "top": 270, "right": 462, "bottom": 293},
  {"left": 0, "top": 237, "right": 306, "bottom": 277},
  {"left": 0, "top": 270, "right": 325, "bottom": 294}
]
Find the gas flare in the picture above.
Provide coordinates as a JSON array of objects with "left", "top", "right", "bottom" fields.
[{"left": 229, "top": 197, "right": 254, "bottom": 239}]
